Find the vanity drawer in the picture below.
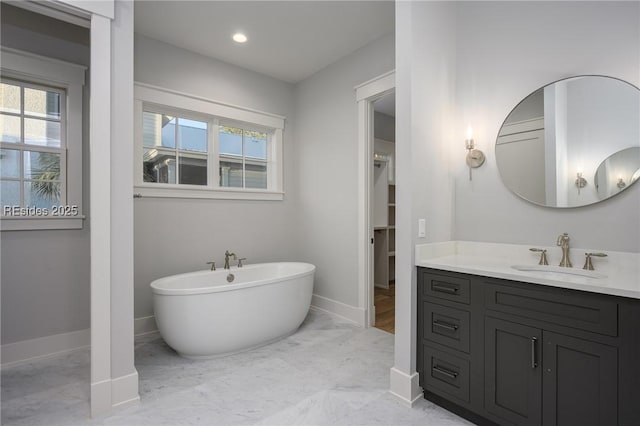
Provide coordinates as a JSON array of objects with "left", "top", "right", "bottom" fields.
[
  {"left": 422, "top": 271, "right": 471, "bottom": 305},
  {"left": 423, "top": 344, "right": 470, "bottom": 403},
  {"left": 423, "top": 302, "right": 470, "bottom": 353},
  {"left": 484, "top": 282, "right": 618, "bottom": 337}
]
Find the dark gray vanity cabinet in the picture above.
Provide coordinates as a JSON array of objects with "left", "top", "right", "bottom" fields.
[
  {"left": 417, "top": 267, "right": 640, "bottom": 426},
  {"left": 484, "top": 317, "right": 542, "bottom": 426},
  {"left": 541, "top": 331, "right": 618, "bottom": 426}
]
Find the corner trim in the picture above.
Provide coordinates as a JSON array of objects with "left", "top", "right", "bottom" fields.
[
  {"left": 389, "top": 367, "right": 423, "bottom": 406},
  {"left": 310, "top": 294, "right": 366, "bottom": 327}
]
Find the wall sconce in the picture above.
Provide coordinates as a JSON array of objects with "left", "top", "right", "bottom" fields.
[
  {"left": 575, "top": 172, "right": 587, "bottom": 194},
  {"left": 465, "top": 126, "right": 485, "bottom": 181},
  {"left": 617, "top": 177, "right": 627, "bottom": 190}
]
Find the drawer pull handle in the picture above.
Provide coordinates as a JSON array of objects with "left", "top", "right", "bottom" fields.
[
  {"left": 531, "top": 336, "right": 538, "bottom": 369},
  {"left": 433, "top": 320, "right": 459, "bottom": 332},
  {"left": 432, "top": 283, "right": 459, "bottom": 294},
  {"left": 432, "top": 365, "right": 459, "bottom": 379}
]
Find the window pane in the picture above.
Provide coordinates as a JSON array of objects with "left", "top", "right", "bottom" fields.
[
  {"left": 24, "top": 88, "right": 61, "bottom": 119},
  {"left": 245, "top": 162, "right": 267, "bottom": 189},
  {"left": 178, "top": 118, "right": 207, "bottom": 152},
  {"left": 0, "top": 83, "right": 21, "bottom": 114},
  {"left": 24, "top": 181, "right": 60, "bottom": 208},
  {"left": 1, "top": 149, "right": 20, "bottom": 178},
  {"left": 244, "top": 130, "right": 267, "bottom": 160},
  {"left": 179, "top": 153, "right": 207, "bottom": 185},
  {"left": 143, "top": 148, "right": 176, "bottom": 183},
  {"left": 1, "top": 180, "right": 20, "bottom": 208},
  {"left": 24, "top": 118, "right": 61, "bottom": 147},
  {"left": 24, "top": 151, "right": 61, "bottom": 180},
  {"left": 219, "top": 159, "right": 243, "bottom": 188},
  {"left": 143, "top": 111, "right": 176, "bottom": 149},
  {"left": 219, "top": 126, "right": 243, "bottom": 156},
  {"left": 0, "top": 114, "right": 21, "bottom": 143}
]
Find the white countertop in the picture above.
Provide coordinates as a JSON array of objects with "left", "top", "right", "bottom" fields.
[{"left": 415, "top": 241, "right": 640, "bottom": 299}]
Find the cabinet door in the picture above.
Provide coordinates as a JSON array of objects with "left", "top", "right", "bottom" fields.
[
  {"left": 542, "top": 331, "right": 617, "bottom": 426},
  {"left": 485, "top": 317, "right": 542, "bottom": 426}
]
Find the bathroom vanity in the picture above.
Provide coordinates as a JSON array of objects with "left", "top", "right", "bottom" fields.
[{"left": 415, "top": 241, "right": 640, "bottom": 426}]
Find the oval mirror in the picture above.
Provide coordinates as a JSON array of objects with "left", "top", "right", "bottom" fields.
[{"left": 495, "top": 76, "right": 640, "bottom": 208}]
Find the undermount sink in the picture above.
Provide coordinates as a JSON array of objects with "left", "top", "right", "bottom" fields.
[{"left": 511, "top": 265, "right": 607, "bottom": 279}]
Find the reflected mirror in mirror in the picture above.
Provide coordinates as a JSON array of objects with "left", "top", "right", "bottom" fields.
[
  {"left": 496, "top": 76, "right": 640, "bottom": 208},
  {"left": 594, "top": 147, "right": 640, "bottom": 199}
]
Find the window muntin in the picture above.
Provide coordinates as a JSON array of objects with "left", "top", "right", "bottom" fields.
[
  {"left": 142, "top": 111, "right": 208, "bottom": 186},
  {"left": 0, "top": 79, "right": 66, "bottom": 210},
  {"left": 219, "top": 125, "right": 268, "bottom": 189}
]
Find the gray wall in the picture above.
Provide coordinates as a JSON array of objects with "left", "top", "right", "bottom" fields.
[
  {"left": 453, "top": 1, "right": 640, "bottom": 252},
  {"left": 133, "top": 34, "right": 298, "bottom": 319},
  {"left": 293, "top": 33, "right": 395, "bottom": 306},
  {"left": 374, "top": 111, "right": 395, "bottom": 142},
  {"left": 0, "top": 5, "right": 90, "bottom": 345}
]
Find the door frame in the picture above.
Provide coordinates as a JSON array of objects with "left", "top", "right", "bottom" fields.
[{"left": 355, "top": 70, "right": 395, "bottom": 327}]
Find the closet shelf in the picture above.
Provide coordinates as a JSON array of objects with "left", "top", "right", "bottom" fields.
[{"left": 374, "top": 180, "right": 397, "bottom": 288}]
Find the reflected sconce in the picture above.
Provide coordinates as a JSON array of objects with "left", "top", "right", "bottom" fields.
[
  {"left": 465, "top": 126, "right": 485, "bottom": 181},
  {"left": 617, "top": 177, "right": 627, "bottom": 190},
  {"left": 575, "top": 172, "right": 587, "bottom": 194}
]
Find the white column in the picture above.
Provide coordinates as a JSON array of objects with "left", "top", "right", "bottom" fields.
[
  {"left": 390, "top": 0, "right": 422, "bottom": 406},
  {"left": 110, "top": 0, "right": 139, "bottom": 409},
  {"left": 90, "top": 12, "right": 113, "bottom": 418}
]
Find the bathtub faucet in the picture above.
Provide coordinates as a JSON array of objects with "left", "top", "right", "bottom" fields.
[{"left": 224, "top": 250, "right": 237, "bottom": 269}]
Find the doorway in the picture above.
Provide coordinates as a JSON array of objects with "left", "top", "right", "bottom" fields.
[{"left": 372, "top": 92, "right": 396, "bottom": 333}]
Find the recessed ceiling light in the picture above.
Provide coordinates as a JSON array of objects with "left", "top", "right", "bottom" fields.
[{"left": 232, "top": 33, "right": 248, "bottom": 43}]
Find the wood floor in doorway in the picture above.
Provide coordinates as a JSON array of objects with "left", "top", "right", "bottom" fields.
[{"left": 374, "top": 282, "right": 395, "bottom": 334}]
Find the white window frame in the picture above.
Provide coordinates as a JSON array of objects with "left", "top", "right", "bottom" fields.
[
  {"left": 0, "top": 48, "right": 86, "bottom": 231},
  {"left": 134, "top": 83, "right": 285, "bottom": 201}
]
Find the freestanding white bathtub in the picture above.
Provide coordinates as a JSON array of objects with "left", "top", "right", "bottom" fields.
[{"left": 150, "top": 262, "right": 315, "bottom": 359}]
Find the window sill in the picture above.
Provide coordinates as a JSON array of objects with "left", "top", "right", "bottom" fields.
[
  {"left": 1, "top": 216, "right": 86, "bottom": 231},
  {"left": 133, "top": 186, "right": 284, "bottom": 201}
]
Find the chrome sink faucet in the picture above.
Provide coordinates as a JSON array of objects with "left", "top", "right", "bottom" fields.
[
  {"left": 224, "top": 250, "right": 237, "bottom": 269},
  {"left": 556, "top": 233, "right": 572, "bottom": 268}
]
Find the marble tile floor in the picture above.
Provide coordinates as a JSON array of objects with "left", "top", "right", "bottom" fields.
[{"left": 1, "top": 309, "right": 473, "bottom": 426}]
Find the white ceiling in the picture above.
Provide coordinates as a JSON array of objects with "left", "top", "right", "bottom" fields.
[
  {"left": 374, "top": 92, "right": 395, "bottom": 117},
  {"left": 134, "top": 1, "right": 395, "bottom": 84}
]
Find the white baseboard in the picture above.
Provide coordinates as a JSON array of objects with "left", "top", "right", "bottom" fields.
[
  {"left": 90, "top": 370, "right": 141, "bottom": 418},
  {"left": 1, "top": 328, "right": 90, "bottom": 368},
  {"left": 91, "top": 379, "right": 112, "bottom": 418},
  {"left": 111, "top": 371, "right": 140, "bottom": 409},
  {"left": 134, "top": 315, "right": 158, "bottom": 335},
  {"left": 310, "top": 294, "right": 367, "bottom": 327},
  {"left": 1, "top": 316, "right": 158, "bottom": 368},
  {"left": 388, "top": 367, "right": 423, "bottom": 406}
]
